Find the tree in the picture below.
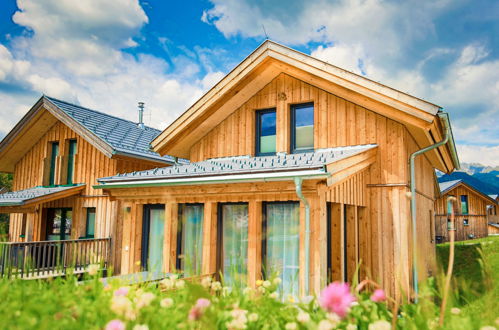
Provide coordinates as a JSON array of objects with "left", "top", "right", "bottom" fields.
[{"left": 0, "top": 173, "right": 12, "bottom": 239}]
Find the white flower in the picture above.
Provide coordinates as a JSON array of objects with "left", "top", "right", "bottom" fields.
[
  {"left": 451, "top": 307, "right": 461, "bottom": 315},
  {"left": 201, "top": 276, "right": 212, "bottom": 288},
  {"left": 160, "top": 278, "right": 173, "bottom": 290},
  {"left": 87, "top": 264, "right": 99, "bottom": 276},
  {"left": 110, "top": 295, "right": 133, "bottom": 316},
  {"left": 133, "top": 325, "right": 149, "bottom": 330},
  {"left": 248, "top": 313, "right": 259, "bottom": 322},
  {"left": 347, "top": 324, "right": 358, "bottom": 330},
  {"left": 273, "top": 277, "right": 282, "bottom": 285},
  {"left": 263, "top": 280, "right": 271, "bottom": 288},
  {"left": 269, "top": 292, "right": 279, "bottom": 299},
  {"left": 135, "top": 292, "right": 155, "bottom": 309},
  {"left": 318, "top": 320, "right": 334, "bottom": 330},
  {"left": 211, "top": 281, "right": 222, "bottom": 291},
  {"left": 327, "top": 313, "right": 341, "bottom": 327},
  {"left": 368, "top": 320, "right": 392, "bottom": 330},
  {"left": 297, "top": 310, "right": 310, "bottom": 323},
  {"left": 125, "top": 309, "right": 137, "bottom": 321},
  {"left": 257, "top": 286, "right": 266, "bottom": 294},
  {"left": 169, "top": 274, "right": 179, "bottom": 280},
  {"left": 227, "top": 309, "right": 248, "bottom": 329},
  {"left": 175, "top": 280, "right": 185, "bottom": 289},
  {"left": 160, "top": 298, "right": 174, "bottom": 308},
  {"left": 285, "top": 322, "right": 297, "bottom": 330}
]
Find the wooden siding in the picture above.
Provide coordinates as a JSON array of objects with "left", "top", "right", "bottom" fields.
[
  {"left": 488, "top": 224, "right": 499, "bottom": 235},
  {"left": 435, "top": 184, "right": 490, "bottom": 242}
]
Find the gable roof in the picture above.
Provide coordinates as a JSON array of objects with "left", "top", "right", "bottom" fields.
[
  {"left": 0, "top": 184, "right": 85, "bottom": 207},
  {"left": 151, "top": 40, "right": 458, "bottom": 173},
  {"left": 0, "top": 96, "right": 174, "bottom": 172},
  {"left": 96, "top": 144, "right": 377, "bottom": 188},
  {"left": 439, "top": 179, "right": 497, "bottom": 204}
]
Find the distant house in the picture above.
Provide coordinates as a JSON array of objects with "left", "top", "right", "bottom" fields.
[
  {"left": 435, "top": 180, "right": 496, "bottom": 242},
  {"left": 96, "top": 40, "right": 459, "bottom": 299},
  {"left": 487, "top": 194, "right": 499, "bottom": 235},
  {"left": 0, "top": 96, "right": 174, "bottom": 277}
]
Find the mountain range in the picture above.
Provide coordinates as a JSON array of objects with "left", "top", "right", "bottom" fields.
[{"left": 438, "top": 163, "right": 499, "bottom": 195}]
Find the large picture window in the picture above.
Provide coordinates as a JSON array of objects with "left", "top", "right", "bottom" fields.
[
  {"left": 291, "top": 103, "right": 314, "bottom": 153},
  {"left": 262, "top": 202, "right": 300, "bottom": 297},
  {"left": 218, "top": 203, "right": 249, "bottom": 288},
  {"left": 256, "top": 109, "right": 276, "bottom": 156},
  {"left": 460, "top": 195, "right": 469, "bottom": 214},
  {"left": 177, "top": 204, "right": 204, "bottom": 276}
]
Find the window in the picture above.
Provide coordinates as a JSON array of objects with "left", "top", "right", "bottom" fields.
[
  {"left": 141, "top": 205, "right": 165, "bottom": 272},
  {"left": 49, "top": 142, "right": 59, "bottom": 186},
  {"left": 177, "top": 204, "right": 204, "bottom": 276},
  {"left": 218, "top": 203, "right": 248, "bottom": 287},
  {"left": 291, "top": 103, "right": 314, "bottom": 153},
  {"left": 46, "top": 208, "right": 72, "bottom": 241},
  {"left": 262, "top": 202, "right": 300, "bottom": 297},
  {"left": 67, "top": 139, "right": 77, "bottom": 185},
  {"left": 85, "top": 207, "right": 96, "bottom": 238},
  {"left": 463, "top": 219, "right": 469, "bottom": 226},
  {"left": 256, "top": 109, "right": 276, "bottom": 156},
  {"left": 460, "top": 195, "right": 469, "bottom": 215},
  {"left": 447, "top": 197, "right": 455, "bottom": 215}
]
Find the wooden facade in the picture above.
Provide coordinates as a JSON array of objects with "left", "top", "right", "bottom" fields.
[
  {"left": 435, "top": 182, "right": 493, "bottom": 242},
  {"left": 101, "top": 47, "right": 457, "bottom": 300}
]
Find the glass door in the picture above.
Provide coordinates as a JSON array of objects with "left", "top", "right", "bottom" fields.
[
  {"left": 142, "top": 205, "right": 165, "bottom": 272},
  {"left": 263, "top": 202, "right": 300, "bottom": 297},
  {"left": 218, "top": 203, "right": 248, "bottom": 288},
  {"left": 45, "top": 208, "right": 72, "bottom": 241},
  {"left": 177, "top": 204, "right": 204, "bottom": 276}
]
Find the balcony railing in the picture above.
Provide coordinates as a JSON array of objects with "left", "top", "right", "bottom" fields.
[{"left": 0, "top": 238, "right": 111, "bottom": 279}]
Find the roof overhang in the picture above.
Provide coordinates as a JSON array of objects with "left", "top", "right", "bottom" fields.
[
  {"left": 151, "top": 40, "right": 457, "bottom": 173},
  {"left": 440, "top": 181, "right": 497, "bottom": 204},
  {"left": 0, "top": 184, "right": 85, "bottom": 213}
]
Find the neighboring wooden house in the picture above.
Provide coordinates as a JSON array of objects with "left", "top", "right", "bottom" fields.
[
  {"left": 487, "top": 194, "right": 499, "bottom": 235},
  {"left": 96, "top": 41, "right": 459, "bottom": 300},
  {"left": 434, "top": 180, "right": 496, "bottom": 242},
  {"left": 0, "top": 96, "right": 174, "bottom": 277}
]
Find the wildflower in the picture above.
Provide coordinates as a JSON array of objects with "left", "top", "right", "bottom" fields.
[
  {"left": 287, "top": 295, "right": 295, "bottom": 303},
  {"left": 188, "top": 298, "right": 211, "bottom": 321},
  {"left": 175, "top": 280, "right": 186, "bottom": 289},
  {"left": 263, "top": 280, "right": 272, "bottom": 288},
  {"left": 211, "top": 281, "right": 222, "bottom": 291},
  {"left": 347, "top": 324, "right": 358, "bottom": 330},
  {"left": 105, "top": 320, "right": 125, "bottom": 330},
  {"left": 110, "top": 295, "right": 133, "bottom": 316},
  {"left": 125, "top": 309, "right": 137, "bottom": 321},
  {"left": 248, "top": 313, "right": 259, "bottom": 322},
  {"left": 319, "top": 282, "right": 356, "bottom": 318},
  {"left": 368, "top": 320, "right": 391, "bottom": 330},
  {"left": 133, "top": 325, "right": 149, "bottom": 330},
  {"left": 87, "top": 264, "right": 100, "bottom": 276},
  {"left": 196, "top": 298, "right": 211, "bottom": 309},
  {"left": 318, "top": 320, "right": 334, "bottom": 330},
  {"left": 114, "top": 287, "right": 130, "bottom": 297},
  {"left": 160, "top": 298, "right": 174, "bottom": 308},
  {"left": 256, "top": 280, "right": 263, "bottom": 286},
  {"left": 285, "top": 322, "right": 298, "bottom": 330},
  {"left": 297, "top": 310, "right": 310, "bottom": 323},
  {"left": 201, "top": 276, "right": 212, "bottom": 288},
  {"left": 136, "top": 292, "right": 155, "bottom": 309},
  {"left": 257, "top": 286, "right": 266, "bottom": 294},
  {"left": 273, "top": 277, "right": 282, "bottom": 285},
  {"left": 269, "top": 292, "right": 279, "bottom": 299},
  {"left": 370, "top": 289, "right": 386, "bottom": 303},
  {"left": 227, "top": 309, "right": 248, "bottom": 329},
  {"left": 450, "top": 307, "right": 461, "bottom": 315},
  {"left": 222, "top": 286, "right": 232, "bottom": 296},
  {"left": 159, "top": 278, "right": 174, "bottom": 290},
  {"left": 327, "top": 313, "right": 341, "bottom": 327},
  {"left": 170, "top": 274, "right": 179, "bottom": 280},
  {"left": 480, "top": 327, "right": 496, "bottom": 330}
]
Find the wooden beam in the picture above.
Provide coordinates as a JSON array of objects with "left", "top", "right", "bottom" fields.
[
  {"left": 247, "top": 201, "right": 262, "bottom": 287},
  {"left": 202, "top": 202, "right": 218, "bottom": 275}
]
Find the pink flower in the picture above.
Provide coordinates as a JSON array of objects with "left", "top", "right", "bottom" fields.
[
  {"left": 114, "top": 287, "right": 130, "bottom": 297},
  {"left": 105, "top": 319, "right": 125, "bottom": 330},
  {"left": 188, "top": 298, "right": 211, "bottom": 321},
  {"left": 370, "top": 289, "right": 387, "bottom": 302},
  {"left": 319, "top": 282, "right": 356, "bottom": 318}
]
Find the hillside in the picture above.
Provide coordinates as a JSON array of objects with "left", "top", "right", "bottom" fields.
[{"left": 438, "top": 163, "right": 499, "bottom": 195}]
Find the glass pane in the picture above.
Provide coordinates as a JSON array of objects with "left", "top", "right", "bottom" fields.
[
  {"left": 460, "top": 195, "right": 468, "bottom": 214},
  {"left": 67, "top": 140, "right": 77, "bottom": 185},
  {"left": 64, "top": 210, "right": 72, "bottom": 237},
  {"left": 222, "top": 204, "right": 248, "bottom": 288},
  {"left": 179, "top": 204, "right": 204, "bottom": 276},
  {"left": 258, "top": 111, "right": 276, "bottom": 154},
  {"left": 293, "top": 105, "right": 314, "bottom": 151},
  {"left": 49, "top": 142, "right": 59, "bottom": 186},
  {"left": 147, "top": 208, "right": 165, "bottom": 272},
  {"left": 265, "top": 202, "right": 300, "bottom": 297},
  {"left": 86, "top": 208, "right": 96, "bottom": 237},
  {"left": 47, "top": 209, "right": 62, "bottom": 241}
]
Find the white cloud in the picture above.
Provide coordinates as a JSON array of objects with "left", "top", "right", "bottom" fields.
[{"left": 457, "top": 145, "right": 499, "bottom": 167}]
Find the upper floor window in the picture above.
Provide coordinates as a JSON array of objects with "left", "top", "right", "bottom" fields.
[
  {"left": 460, "top": 195, "right": 469, "bottom": 215},
  {"left": 49, "top": 142, "right": 59, "bottom": 186},
  {"left": 85, "top": 207, "right": 96, "bottom": 238},
  {"left": 291, "top": 103, "right": 314, "bottom": 153},
  {"left": 66, "top": 139, "right": 77, "bottom": 185},
  {"left": 256, "top": 109, "right": 276, "bottom": 156}
]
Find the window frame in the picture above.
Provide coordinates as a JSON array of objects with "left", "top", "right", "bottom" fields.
[
  {"left": 290, "top": 102, "right": 315, "bottom": 154},
  {"left": 460, "top": 195, "right": 469, "bottom": 215},
  {"left": 255, "top": 108, "right": 277, "bottom": 156},
  {"left": 85, "top": 207, "right": 96, "bottom": 238},
  {"left": 48, "top": 142, "right": 59, "bottom": 186},
  {"left": 463, "top": 218, "right": 469, "bottom": 226},
  {"left": 176, "top": 203, "right": 205, "bottom": 274},
  {"left": 140, "top": 204, "right": 166, "bottom": 271},
  {"left": 66, "top": 139, "right": 77, "bottom": 185}
]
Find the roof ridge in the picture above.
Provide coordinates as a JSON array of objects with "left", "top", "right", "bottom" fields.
[{"left": 44, "top": 95, "right": 161, "bottom": 133}]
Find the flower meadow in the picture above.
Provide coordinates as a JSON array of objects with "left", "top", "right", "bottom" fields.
[{"left": 0, "top": 268, "right": 497, "bottom": 330}]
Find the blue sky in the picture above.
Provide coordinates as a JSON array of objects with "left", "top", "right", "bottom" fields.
[{"left": 0, "top": 0, "right": 498, "bottom": 165}]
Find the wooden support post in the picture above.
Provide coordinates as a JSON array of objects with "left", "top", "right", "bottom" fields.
[
  {"left": 121, "top": 203, "right": 132, "bottom": 274},
  {"left": 164, "top": 202, "right": 178, "bottom": 273},
  {"left": 202, "top": 202, "right": 218, "bottom": 275},
  {"left": 316, "top": 189, "right": 328, "bottom": 294},
  {"left": 358, "top": 207, "right": 369, "bottom": 280},
  {"left": 247, "top": 201, "right": 262, "bottom": 287},
  {"left": 330, "top": 203, "right": 343, "bottom": 282},
  {"left": 345, "top": 205, "right": 358, "bottom": 283}
]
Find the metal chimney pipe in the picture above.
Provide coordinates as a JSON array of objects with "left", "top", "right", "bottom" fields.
[{"left": 138, "top": 102, "right": 145, "bottom": 129}]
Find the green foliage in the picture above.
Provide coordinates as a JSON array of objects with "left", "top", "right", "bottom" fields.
[{"left": 0, "top": 172, "right": 12, "bottom": 239}]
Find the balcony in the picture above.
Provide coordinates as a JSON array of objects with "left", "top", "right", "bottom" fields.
[{"left": 0, "top": 238, "right": 111, "bottom": 279}]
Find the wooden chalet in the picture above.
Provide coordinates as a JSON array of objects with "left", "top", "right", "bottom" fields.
[
  {"left": 435, "top": 180, "right": 496, "bottom": 242},
  {"left": 0, "top": 96, "right": 174, "bottom": 278},
  {"left": 487, "top": 194, "right": 499, "bottom": 235},
  {"left": 96, "top": 41, "right": 459, "bottom": 300}
]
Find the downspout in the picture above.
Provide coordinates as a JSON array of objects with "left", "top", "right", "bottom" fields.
[
  {"left": 294, "top": 177, "right": 310, "bottom": 296},
  {"left": 409, "top": 112, "right": 451, "bottom": 303}
]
